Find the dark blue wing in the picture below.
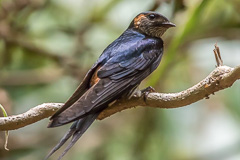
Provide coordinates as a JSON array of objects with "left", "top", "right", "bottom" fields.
[
  {"left": 50, "top": 29, "right": 146, "bottom": 119},
  {"left": 98, "top": 38, "right": 163, "bottom": 81},
  {"left": 49, "top": 37, "right": 164, "bottom": 125},
  {"left": 50, "top": 63, "right": 100, "bottom": 120}
]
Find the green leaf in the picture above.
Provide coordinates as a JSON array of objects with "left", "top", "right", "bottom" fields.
[{"left": 0, "top": 104, "right": 9, "bottom": 151}]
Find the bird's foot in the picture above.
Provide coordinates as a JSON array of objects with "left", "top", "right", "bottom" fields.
[
  {"left": 141, "top": 86, "right": 155, "bottom": 102},
  {"left": 141, "top": 86, "right": 155, "bottom": 93},
  {"left": 132, "top": 86, "right": 155, "bottom": 99}
]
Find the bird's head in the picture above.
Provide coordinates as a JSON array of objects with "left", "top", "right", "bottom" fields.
[{"left": 129, "top": 11, "right": 176, "bottom": 38}]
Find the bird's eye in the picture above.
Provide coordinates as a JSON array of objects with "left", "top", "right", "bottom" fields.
[{"left": 148, "top": 14, "right": 155, "bottom": 20}]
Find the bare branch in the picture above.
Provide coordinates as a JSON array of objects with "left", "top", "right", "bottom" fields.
[
  {"left": 0, "top": 65, "right": 239, "bottom": 131},
  {"left": 0, "top": 103, "right": 62, "bottom": 131},
  {"left": 98, "top": 65, "right": 240, "bottom": 119}
]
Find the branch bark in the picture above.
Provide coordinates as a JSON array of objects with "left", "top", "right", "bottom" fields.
[{"left": 0, "top": 64, "right": 239, "bottom": 131}]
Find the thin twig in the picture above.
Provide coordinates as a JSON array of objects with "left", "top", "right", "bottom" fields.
[{"left": 213, "top": 43, "right": 223, "bottom": 67}]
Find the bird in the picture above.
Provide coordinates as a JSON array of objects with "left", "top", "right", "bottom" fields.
[{"left": 45, "top": 11, "right": 175, "bottom": 160}]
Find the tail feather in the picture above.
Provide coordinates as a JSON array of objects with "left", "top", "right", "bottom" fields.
[
  {"left": 45, "top": 113, "right": 99, "bottom": 160},
  {"left": 44, "top": 125, "right": 76, "bottom": 160}
]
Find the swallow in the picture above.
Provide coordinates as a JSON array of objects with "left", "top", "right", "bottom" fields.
[{"left": 45, "top": 11, "right": 175, "bottom": 160}]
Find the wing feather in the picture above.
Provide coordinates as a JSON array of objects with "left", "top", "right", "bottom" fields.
[
  {"left": 49, "top": 38, "right": 164, "bottom": 127},
  {"left": 50, "top": 78, "right": 134, "bottom": 126},
  {"left": 50, "top": 63, "right": 100, "bottom": 120}
]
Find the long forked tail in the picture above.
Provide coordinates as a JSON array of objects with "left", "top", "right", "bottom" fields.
[{"left": 44, "top": 113, "right": 100, "bottom": 160}]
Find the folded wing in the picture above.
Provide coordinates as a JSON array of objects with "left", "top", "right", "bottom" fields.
[{"left": 49, "top": 39, "right": 163, "bottom": 127}]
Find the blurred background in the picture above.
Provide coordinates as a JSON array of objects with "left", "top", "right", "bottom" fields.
[{"left": 0, "top": 0, "right": 240, "bottom": 159}]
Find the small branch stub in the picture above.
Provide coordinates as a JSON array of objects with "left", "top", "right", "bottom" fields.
[{"left": 213, "top": 43, "right": 223, "bottom": 67}]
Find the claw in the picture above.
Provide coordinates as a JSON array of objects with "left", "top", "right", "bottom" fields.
[
  {"left": 141, "top": 86, "right": 156, "bottom": 102},
  {"left": 141, "top": 86, "right": 155, "bottom": 93}
]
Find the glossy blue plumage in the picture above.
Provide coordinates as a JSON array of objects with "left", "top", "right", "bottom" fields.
[{"left": 45, "top": 11, "right": 173, "bottom": 160}]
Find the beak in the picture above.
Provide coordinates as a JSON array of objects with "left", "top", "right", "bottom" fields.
[{"left": 162, "top": 21, "right": 176, "bottom": 28}]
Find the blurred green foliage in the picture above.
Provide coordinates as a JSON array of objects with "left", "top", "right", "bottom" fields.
[{"left": 0, "top": 0, "right": 240, "bottom": 160}]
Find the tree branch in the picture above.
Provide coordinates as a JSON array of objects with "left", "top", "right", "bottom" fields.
[
  {"left": 1, "top": 44, "right": 240, "bottom": 131},
  {"left": 0, "top": 65, "right": 239, "bottom": 131},
  {"left": 98, "top": 65, "right": 240, "bottom": 119},
  {"left": 0, "top": 103, "right": 62, "bottom": 131}
]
